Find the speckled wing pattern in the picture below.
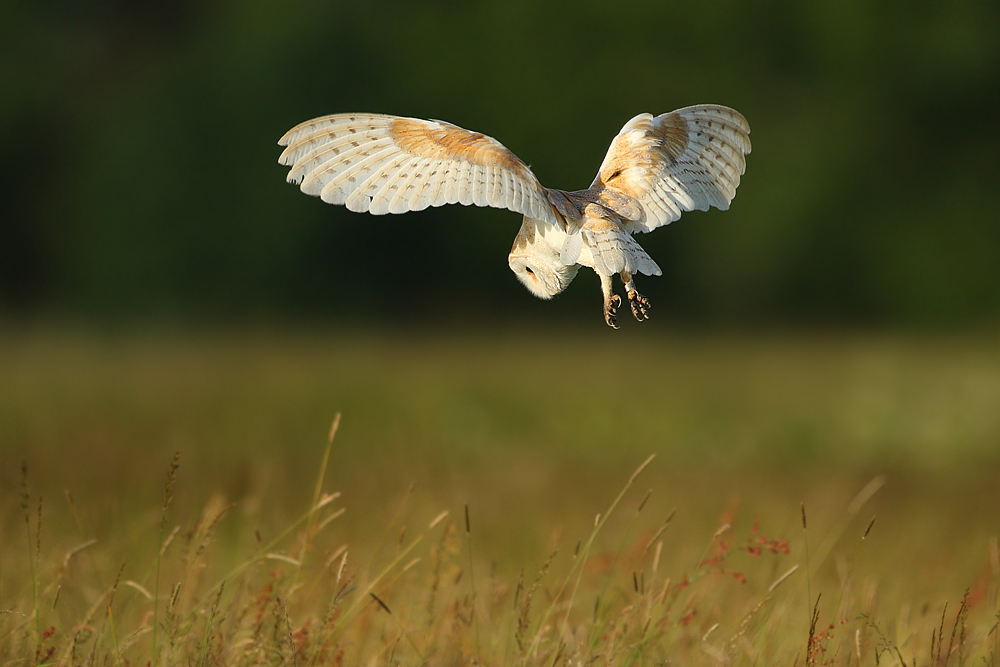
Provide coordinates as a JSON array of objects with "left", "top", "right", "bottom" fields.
[
  {"left": 590, "top": 105, "right": 752, "bottom": 233},
  {"left": 278, "top": 114, "right": 561, "bottom": 226}
]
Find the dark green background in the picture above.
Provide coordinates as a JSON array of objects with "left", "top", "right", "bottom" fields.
[{"left": 3, "top": 0, "right": 998, "bottom": 326}]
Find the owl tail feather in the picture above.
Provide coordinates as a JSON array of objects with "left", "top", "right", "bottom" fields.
[{"left": 583, "top": 227, "right": 662, "bottom": 277}]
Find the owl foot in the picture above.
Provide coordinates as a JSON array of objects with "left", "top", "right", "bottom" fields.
[
  {"left": 604, "top": 294, "right": 622, "bottom": 329},
  {"left": 627, "top": 288, "right": 651, "bottom": 321}
]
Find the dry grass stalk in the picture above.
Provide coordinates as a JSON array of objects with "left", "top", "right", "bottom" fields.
[{"left": 8, "top": 421, "right": 1000, "bottom": 667}]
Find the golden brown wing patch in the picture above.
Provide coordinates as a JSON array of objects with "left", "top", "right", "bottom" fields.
[
  {"left": 596, "top": 113, "right": 689, "bottom": 196},
  {"left": 389, "top": 118, "right": 532, "bottom": 180}
]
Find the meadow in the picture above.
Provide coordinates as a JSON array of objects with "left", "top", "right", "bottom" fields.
[{"left": 2, "top": 326, "right": 999, "bottom": 666}]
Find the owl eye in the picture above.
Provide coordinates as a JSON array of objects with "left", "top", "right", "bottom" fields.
[{"left": 525, "top": 267, "right": 535, "bottom": 276}]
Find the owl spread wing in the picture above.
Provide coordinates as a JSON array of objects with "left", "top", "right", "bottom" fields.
[
  {"left": 278, "top": 114, "right": 562, "bottom": 226},
  {"left": 589, "top": 105, "right": 752, "bottom": 234}
]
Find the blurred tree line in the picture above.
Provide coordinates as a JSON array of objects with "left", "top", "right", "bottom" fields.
[{"left": 1, "top": 0, "right": 998, "bottom": 327}]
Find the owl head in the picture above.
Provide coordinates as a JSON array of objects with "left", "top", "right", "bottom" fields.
[{"left": 508, "top": 217, "right": 579, "bottom": 299}]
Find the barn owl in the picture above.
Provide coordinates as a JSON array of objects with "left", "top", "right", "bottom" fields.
[{"left": 278, "top": 105, "right": 751, "bottom": 327}]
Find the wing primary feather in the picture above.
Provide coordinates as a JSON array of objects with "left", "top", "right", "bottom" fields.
[
  {"left": 424, "top": 164, "right": 450, "bottom": 208},
  {"left": 405, "top": 158, "right": 436, "bottom": 211},
  {"left": 474, "top": 163, "right": 492, "bottom": 207},
  {"left": 440, "top": 163, "right": 459, "bottom": 205},
  {"left": 500, "top": 169, "right": 514, "bottom": 210},
  {"left": 313, "top": 144, "right": 398, "bottom": 203},
  {"left": 342, "top": 152, "right": 410, "bottom": 212},
  {"left": 685, "top": 132, "right": 743, "bottom": 193},
  {"left": 288, "top": 138, "right": 375, "bottom": 186},
  {"left": 486, "top": 166, "right": 502, "bottom": 207},
  {"left": 280, "top": 127, "right": 389, "bottom": 170},
  {"left": 368, "top": 156, "right": 421, "bottom": 215},
  {"left": 482, "top": 164, "right": 496, "bottom": 207},
  {"left": 388, "top": 157, "right": 432, "bottom": 214},
  {"left": 468, "top": 163, "right": 484, "bottom": 207},
  {"left": 278, "top": 113, "right": 392, "bottom": 147},
  {"left": 324, "top": 143, "right": 400, "bottom": 192},
  {"left": 295, "top": 138, "right": 394, "bottom": 191},
  {"left": 455, "top": 160, "right": 473, "bottom": 206},
  {"left": 511, "top": 179, "right": 525, "bottom": 212}
]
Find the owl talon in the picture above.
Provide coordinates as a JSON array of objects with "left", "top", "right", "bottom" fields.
[
  {"left": 627, "top": 289, "right": 651, "bottom": 321},
  {"left": 604, "top": 294, "right": 622, "bottom": 329}
]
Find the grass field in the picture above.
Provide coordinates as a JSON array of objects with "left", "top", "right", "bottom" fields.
[{"left": 2, "top": 326, "right": 999, "bottom": 666}]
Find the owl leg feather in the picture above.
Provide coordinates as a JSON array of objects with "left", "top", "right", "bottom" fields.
[
  {"left": 600, "top": 273, "right": 622, "bottom": 329},
  {"left": 622, "top": 271, "right": 651, "bottom": 321}
]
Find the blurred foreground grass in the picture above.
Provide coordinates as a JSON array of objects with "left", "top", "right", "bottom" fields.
[{"left": 2, "top": 326, "right": 999, "bottom": 665}]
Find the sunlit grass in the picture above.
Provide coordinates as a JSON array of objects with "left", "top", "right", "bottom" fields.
[
  {"left": 5, "top": 436, "right": 999, "bottom": 666},
  {"left": 2, "top": 327, "right": 999, "bottom": 665}
]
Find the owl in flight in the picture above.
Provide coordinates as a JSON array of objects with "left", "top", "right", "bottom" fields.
[{"left": 278, "top": 105, "right": 750, "bottom": 327}]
